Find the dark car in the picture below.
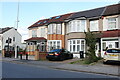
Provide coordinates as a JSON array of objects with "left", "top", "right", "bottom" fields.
[{"left": 46, "top": 49, "right": 73, "bottom": 61}]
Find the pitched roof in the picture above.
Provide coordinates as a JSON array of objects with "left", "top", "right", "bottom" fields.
[
  {"left": 28, "top": 19, "right": 49, "bottom": 29},
  {"left": 103, "top": 4, "right": 120, "bottom": 16},
  {"left": 0, "top": 27, "right": 12, "bottom": 34},
  {"left": 67, "top": 7, "right": 105, "bottom": 20},
  {"left": 47, "top": 13, "right": 73, "bottom": 24},
  {"left": 24, "top": 37, "right": 47, "bottom": 42},
  {"left": 28, "top": 13, "right": 73, "bottom": 29}
]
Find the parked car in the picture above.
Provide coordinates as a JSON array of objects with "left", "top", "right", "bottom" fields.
[
  {"left": 46, "top": 49, "right": 73, "bottom": 61},
  {"left": 103, "top": 48, "right": 120, "bottom": 63}
]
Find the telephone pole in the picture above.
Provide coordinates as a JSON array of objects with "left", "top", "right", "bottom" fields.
[{"left": 16, "top": 0, "right": 20, "bottom": 29}]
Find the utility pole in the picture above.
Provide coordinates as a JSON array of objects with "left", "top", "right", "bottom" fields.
[{"left": 16, "top": 1, "right": 20, "bottom": 29}]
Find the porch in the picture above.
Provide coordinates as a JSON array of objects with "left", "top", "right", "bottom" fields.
[{"left": 25, "top": 37, "right": 47, "bottom": 55}]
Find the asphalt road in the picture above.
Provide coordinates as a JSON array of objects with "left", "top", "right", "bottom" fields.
[{"left": 1, "top": 61, "right": 119, "bottom": 79}]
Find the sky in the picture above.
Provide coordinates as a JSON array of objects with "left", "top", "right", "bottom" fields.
[{"left": 0, "top": 0, "right": 119, "bottom": 42}]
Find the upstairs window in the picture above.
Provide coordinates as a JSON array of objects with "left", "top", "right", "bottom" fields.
[
  {"left": 68, "top": 20, "right": 86, "bottom": 33},
  {"left": 48, "top": 23, "right": 62, "bottom": 34},
  {"left": 13, "top": 37, "right": 15, "bottom": 41},
  {"left": 107, "top": 18, "right": 117, "bottom": 30},
  {"left": 40, "top": 28, "right": 45, "bottom": 37},
  {"left": 32, "top": 30, "right": 37, "bottom": 37},
  {"left": 56, "top": 24, "right": 62, "bottom": 34},
  {"left": 90, "top": 20, "right": 99, "bottom": 31}
]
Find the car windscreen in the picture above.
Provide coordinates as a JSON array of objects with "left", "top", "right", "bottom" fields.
[
  {"left": 107, "top": 49, "right": 120, "bottom": 53},
  {"left": 49, "top": 49, "right": 62, "bottom": 53}
]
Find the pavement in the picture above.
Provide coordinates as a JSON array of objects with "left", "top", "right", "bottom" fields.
[{"left": 0, "top": 54, "right": 120, "bottom": 77}]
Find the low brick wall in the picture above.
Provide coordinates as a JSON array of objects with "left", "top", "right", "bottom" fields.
[{"left": 39, "top": 52, "right": 47, "bottom": 60}]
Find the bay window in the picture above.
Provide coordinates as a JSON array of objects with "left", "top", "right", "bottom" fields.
[
  {"left": 48, "top": 23, "right": 62, "bottom": 34},
  {"left": 68, "top": 39, "right": 85, "bottom": 53},
  {"left": 68, "top": 20, "right": 86, "bottom": 33}
]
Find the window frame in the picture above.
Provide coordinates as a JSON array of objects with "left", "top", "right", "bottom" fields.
[
  {"left": 90, "top": 20, "right": 99, "bottom": 32},
  {"left": 68, "top": 20, "right": 86, "bottom": 33},
  {"left": 32, "top": 30, "right": 37, "bottom": 37},
  {"left": 107, "top": 17, "right": 118, "bottom": 30},
  {"left": 68, "top": 39, "right": 85, "bottom": 53},
  {"left": 47, "top": 40, "right": 61, "bottom": 51}
]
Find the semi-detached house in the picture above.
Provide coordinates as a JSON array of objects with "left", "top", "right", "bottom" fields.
[
  {"left": 65, "top": 7, "right": 105, "bottom": 58},
  {"left": 47, "top": 13, "right": 73, "bottom": 51},
  {"left": 25, "top": 19, "right": 48, "bottom": 55},
  {"left": 101, "top": 4, "right": 120, "bottom": 57},
  {"left": 25, "top": 3, "right": 120, "bottom": 58}
]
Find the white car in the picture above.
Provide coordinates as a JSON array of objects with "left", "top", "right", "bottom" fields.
[{"left": 103, "top": 48, "right": 120, "bottom": 63}]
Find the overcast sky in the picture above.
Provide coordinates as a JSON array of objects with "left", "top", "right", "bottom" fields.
[{"left": 0, "top": 0, "right": 119, "bottom": 42}]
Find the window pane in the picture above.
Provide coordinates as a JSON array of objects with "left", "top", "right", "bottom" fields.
[
  {"left": 69, "top": 40, "right": 71, "bottom": 44},
  {"left": 81, "top": 20, "right": 85, "bottom": 32},
  {"left": 73, "top": 45, "right": 75, "bottom": 52},
  {"left": 108, "top": 22, "right": 116, "bottom": 28},
  {"left": 81, "top": 45, "right": 84, "bottom": 51},
  {"left": 102, "top": 43, "right": 106, "bottom": 51},
  {"left": 81, "top": 40, "right": 84, "bottom": 45},
  {"left": 32, "top": 30, "right": 37, "bottom": 37},
  {"left": 108, "top": 18, "right": 117, "bottom": 29},
  {"left": 77, "top": 45, "right": 80, "bottom": 52},
  {"left": 108, "top": 18, "right": 116, "bottom": 22},
  {"left": 109, "top": 44, "right": 112, "bottom": 48},
  {"left": 73, "top": 40, "right": 75, "bottom": 44},
  {"left": 50, "top": 24, "right": 53, "bottom": 34},
  {"left": 115, "top": 42, "right": 119, "bottom": 48},
  {"left": 53, "top": 24, "right": 56, "bottom": 34},
  {"left": 90, "top": 20, "right": 98, "bottom": 31},
  {"left": 57, "top": 41, "right": 60, "bottom": 49},
  {"left": 70, "top": 45, "right": 72, "bottom": 51},
  {"left": 77, "top": 40, "right": 80, "bottom": 44},
  {"left": 57, "top": 24, "right": 61, "bottom": 34}
]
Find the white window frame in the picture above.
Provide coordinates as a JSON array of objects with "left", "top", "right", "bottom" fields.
[
  {"left": 107, "top": 17, "right": 118, "bottom": 30},
  {"left": 56, "top": 24, "right": 62, "bottom": 34},
  {"left": 48, "top": 23, "right": 62, "bottom": 34},
  {"left": 68, "top": 20, "right": 86, "bottom": 33},
  {"left": 32, "top": 30, "right": 37, "bottom": 37},
  {"left": 68, "top": 39, "right": 85, "bottom": 53},
  {"left": 90, "top": 20, "right": 99, "bottom": 31},
  {"left": 47, "top": 40, "right": 61, "bottom": 51},
  {"left": 40, "top": 28, "right": 45, "bottom": 37}
]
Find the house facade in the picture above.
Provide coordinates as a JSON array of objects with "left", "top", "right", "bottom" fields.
[
  {"left": 65, "top": 7, "right": 105, "bottom": 58},
  {"left": 26, "top": 3, "right": 120, "bottom": 58},
  {"left": 0, "top": 27, "right": 22, "bottom": 58},
  {"left": 47, "top": 13, "right": 73, "bottom": 51},
  {"left": 101, "top": 4, "right": 120, "bottom": 57},
  {"left": 25, "top": 19, "right": 48, "bottom": 55}
]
